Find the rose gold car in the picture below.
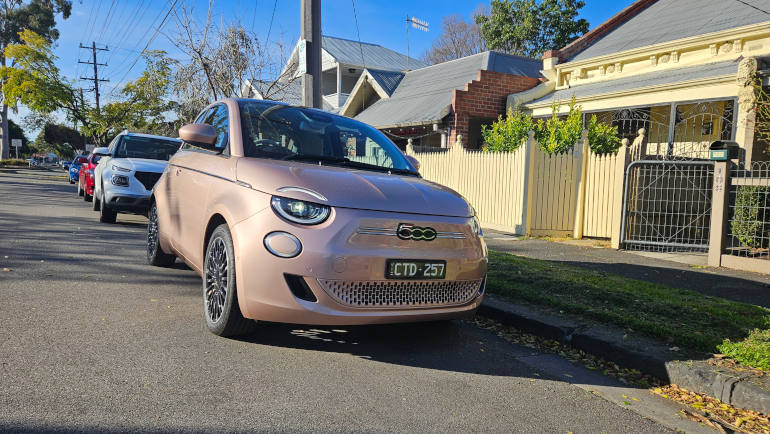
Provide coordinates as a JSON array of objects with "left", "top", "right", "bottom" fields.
[{"left": 147, "top": 98, "right": 487, "bottom": 336}]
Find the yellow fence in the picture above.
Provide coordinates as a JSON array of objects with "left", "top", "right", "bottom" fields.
[{"left": 406, "top": 132, "right": 628, "bottom": 241}]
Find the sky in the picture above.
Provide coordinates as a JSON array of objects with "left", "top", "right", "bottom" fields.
[{"left": 10, "top": 0, "right": 636, "bottom": 136}]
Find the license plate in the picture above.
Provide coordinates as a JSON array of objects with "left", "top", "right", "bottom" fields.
[{"left": 386, "top": 259, "right": 446, "bottom": 280}]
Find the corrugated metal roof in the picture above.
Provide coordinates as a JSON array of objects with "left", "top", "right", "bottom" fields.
[
  {"left": 322, "top": 35, "right": 427, "bottom": 71},
  {"left": 527, "top": 60, "right": 738, "bottom": 106},
  {"left": 367, "top": 69, "right": 404, "bottom": 96},
  {"left": 354, "top": 52, "right": 541, "bottom": 127},
  {"left": 570, "top": 0, "right": 770, "bottom": 61}
]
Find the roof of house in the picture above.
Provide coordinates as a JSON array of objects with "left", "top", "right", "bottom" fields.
[
  {"left": 527, "top": 59, "right": 739, "bottom": 106},
  {"left": 569, "top": 0, "right": 770, "bottom": 62},
  {"left": 354, "top": 51, "right": 542, "bottom": 128},
  {"left": 249, "top": 79, "right": 335, "bottom": 112},
  {"left": 367, "top": 69, "right": 405, "bottom": 96},
  {"left": 322, "top": 35, "right": 427, "bottom": 71}
]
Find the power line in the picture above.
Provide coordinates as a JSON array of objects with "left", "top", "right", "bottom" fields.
[
  {"left": 265, "top": 0, "right": 278, "bottom": 47},
  {"left": 108, "top": 0, "right": 179, "bottom": 95}
]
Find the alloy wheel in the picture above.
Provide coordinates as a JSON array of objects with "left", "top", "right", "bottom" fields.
[{"left": 204, "top": 237, "right": 229, "bottom": 322}]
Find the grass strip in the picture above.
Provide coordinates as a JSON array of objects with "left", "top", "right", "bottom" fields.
[{"left": 486, "top": 250, "right": 770, "bottom": 364}]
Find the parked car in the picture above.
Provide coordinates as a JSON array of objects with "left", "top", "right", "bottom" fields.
[
  {"left": 92, "top": 132, "right": 181, "bottom": 223},
  {"left": 60, "top": 160, "right": 71, "bottom": 169},
  {"left": 78, "top": 148, "right": 108, "bottom": 201},
  {"left": 147, "top": 99, "right": 487, "bottom": 337},
  {"left": 69, "top": 155, "right": 88, "bottom": 184}
]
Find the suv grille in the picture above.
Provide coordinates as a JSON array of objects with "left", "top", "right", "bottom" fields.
[
  {"left": 134, "top": 171, "right": 162, "bottom": 191},
  {"left": 318, "top": 278, "right": 482, "bottom": 309}
]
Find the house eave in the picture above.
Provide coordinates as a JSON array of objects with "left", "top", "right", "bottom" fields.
[{"left": 524, "top": 74, "right": 735, "bottom": 110}]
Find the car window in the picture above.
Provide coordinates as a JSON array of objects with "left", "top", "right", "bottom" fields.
[
  {"left": 204, "top": 104, "right": 229, "bottom": 153},
  {"left": 113, "top": 136, "right": 181, "bottom": 161},
  {"left": 195, "top": 108, "right": 212, "bottom": 124},
  {"left": 238, "top": 100, "right": 416, "bottom": 175}
]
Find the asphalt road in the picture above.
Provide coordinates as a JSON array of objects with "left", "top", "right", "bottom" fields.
[{"left": 0, "top": 168, "right": 684, "bottom": 433}]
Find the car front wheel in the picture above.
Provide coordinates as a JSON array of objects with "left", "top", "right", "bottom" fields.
[
  {"left": 99, "top": 194, "right": 117, "bottom": 223},
  {"left": 203, "top": 224, "right": 253, "bottom": 337}
]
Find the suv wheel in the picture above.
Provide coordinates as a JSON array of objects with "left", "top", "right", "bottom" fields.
[
  {"left": 99, "top": 194, "right": 117, "bottom": 223},
  {"left": 92, "top": 189, "right": 101, "bottom": 211},
  {"left": 203, "top": 224, "right": 253, "bottom": 337}
]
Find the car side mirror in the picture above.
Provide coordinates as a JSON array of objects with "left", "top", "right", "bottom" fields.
[
  {"left": 179, "top": 124, "right": 220, "bottom": 152},
  {"left": 405, "top": 155, "right": 420, "bottom": 172}
]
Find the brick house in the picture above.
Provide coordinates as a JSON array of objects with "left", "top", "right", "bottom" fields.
[{"left": 340, "top": 51, "right": 542, "bottom": 149}]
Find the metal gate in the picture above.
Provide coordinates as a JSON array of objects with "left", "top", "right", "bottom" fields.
[
  {"left": 611, "top": 99, "right": 735, "bottom": 252},
  {"left": 621, "top": 161, "right": 714, "bottom": 251}
]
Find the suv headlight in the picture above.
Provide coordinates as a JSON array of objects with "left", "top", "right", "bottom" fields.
[
  {"left": 111, "top": 174, "right": 129, "bottom": 186},
  {"left": 112, "top": 164, "right": 131, "bottom": 172},
  {"left": 271, "top": 196, "right": 330, "bottom": 225}
]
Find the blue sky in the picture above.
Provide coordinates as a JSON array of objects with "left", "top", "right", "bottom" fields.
[{"left": 12, "top": 0, "right": 635, "bottom": 134}]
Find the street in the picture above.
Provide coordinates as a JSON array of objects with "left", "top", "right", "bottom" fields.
[{"left": 0, "top": 168, "right": 677, "bottom": 433}]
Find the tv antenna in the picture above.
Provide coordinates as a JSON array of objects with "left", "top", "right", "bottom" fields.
[{"left": 405, "top": 15, "right": 429, "bottom": 70}]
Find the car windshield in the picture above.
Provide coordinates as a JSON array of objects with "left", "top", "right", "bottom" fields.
[
  {"left": 238, "top": 100, "right": 416, "bottom": 175},
  {"left": 114, "top": 136, "right": 180, "bottom": 161}
]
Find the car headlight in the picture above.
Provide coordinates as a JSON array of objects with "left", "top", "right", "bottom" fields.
[
  {"left": 469, "top": 216, "right": 483, "bottom": 237},
  {"left": 111, "top": 174, "right": 129, "bottom": 186},
  {"left": 112, "top": 164, "right": 131, "bottom": 172},
  {"left": 271, "top": 196, "right": 330, "bottom": 225}
]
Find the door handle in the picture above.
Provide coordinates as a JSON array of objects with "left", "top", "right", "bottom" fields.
[{"left": 175, "top": 168, "right": 182, "bottom": 176}]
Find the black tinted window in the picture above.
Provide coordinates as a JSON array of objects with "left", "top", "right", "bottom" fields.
[{"left": 114, "top": 136, "right": 181, "bottom": 161}]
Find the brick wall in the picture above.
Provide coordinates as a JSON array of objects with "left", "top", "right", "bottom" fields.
[{"left": 449, "top": 70, "right": 541, "bottom": 148}]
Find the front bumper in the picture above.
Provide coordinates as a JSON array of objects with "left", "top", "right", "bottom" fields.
[
  {"left": 232, "top": 206, "right": 487, "bottom": 325},
  {"left": 104, "top": 193, "right": 150, "bottom": 213}
]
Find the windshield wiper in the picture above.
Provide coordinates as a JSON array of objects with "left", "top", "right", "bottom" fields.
[
  {"left": 281, "top": 154, "right": 348, "bottom": 163},
  {"left": 336, "top": 160, "right": 418, "bottom": 176}
]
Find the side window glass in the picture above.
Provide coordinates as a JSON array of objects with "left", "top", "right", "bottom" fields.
[
  {"left": 195, "top": 108, "right": 212, "bottom": 124},
  {"left": 205, "top": 104, "right": 229, "bottom": 153}
]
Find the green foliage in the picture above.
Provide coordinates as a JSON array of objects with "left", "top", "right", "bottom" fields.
[
  {"left": 7, "top": 119, "right": 32, "bottom": 156},
  {"left": 0, "top": 159, "right": 29, "bottom": 166},
  {"left": 475, "top": 0, "right": 589, "bottom": 57},
  {"left": 32, "top": 127, "right": 75, "bottom": 159},
  {"left": 486, "top": 250, "right": 770, "bottom": 355},
  {"left": 481, "top": 108, "right": 532, "bottom": 152},
  {"left": 0, "top": 0, "right": 72, "bottom": 49},
  {"left": 534, "top": 99, "right": 583, "bottom": 153},
  {"left": 587, "top": 114, "right": 623, "bottom": 154},
  {"left": 718, "top": 329, "right": 770, "bottom": 371},
  {"left": 481, "top": 99, "right": 623, "bottom": 154},
  {"left": 731, "top": 186, "right": 770, "bottom": 249}
]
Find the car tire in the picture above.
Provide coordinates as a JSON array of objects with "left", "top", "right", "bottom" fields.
[
  {"left": 69, "top": 178, "right": 74, "bottom": 184},
  {"left": 99, "top": 194, "right": 117, "bottom": 223},
  {"left": 146, "top": 202, "right": 175, "bottom": 267},
  {"left": 84, "top": 191, "right": 92, "bottom": 202},
  {"left": 203, "top": 224, "right": 253, "bottom": 337},
  {"left": 92, "top": 190, "right": 101, "bottom": 211}
]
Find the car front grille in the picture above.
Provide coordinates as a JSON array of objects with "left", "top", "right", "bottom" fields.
[
  {"left": 318, "top": 278, "right": 482, "bottom": 309},
  {"left": 134, "top": 171, "right": 162, "bottom": 191}
]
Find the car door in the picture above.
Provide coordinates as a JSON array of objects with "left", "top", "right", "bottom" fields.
[{"left": 173, "top": 104, "right": 236, "bottom": 270}]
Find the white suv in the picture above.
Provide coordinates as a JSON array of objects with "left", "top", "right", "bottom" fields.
[{"left": 93, "top": 132, "right": 181, "bottom": 223}]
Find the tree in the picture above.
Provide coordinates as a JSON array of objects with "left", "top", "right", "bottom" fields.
[
  {"left": 1, "top": 0, "right": 72, "bottom": 159},
  {"left": 1, "top": 30, "right": 93, "bottom": 139},
  {"left": 475, "top": 0, "right": 588, "bottom": 58},
  {"left": 421, "top": 12, "right": 486, "bottom": 65},
  {"left": 82, "top": 51, "right": 176, "bottom": 143},
  {"left": 168, "top": 2, "right": 296, "bottom": 124},
  {"left": 31, "top": 123, "right": 76, "bottom": 159}
]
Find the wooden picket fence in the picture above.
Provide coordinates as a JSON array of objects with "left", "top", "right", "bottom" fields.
[{"left": 406, "top": 131, "right": 628, "bottom": 242}]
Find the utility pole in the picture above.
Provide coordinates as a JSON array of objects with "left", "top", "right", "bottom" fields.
[
  {"left": 78, "top": 42, "right": 109, "bottom": 111},
  {"left": 300, "top": 0, "right": 321, "bottom": 109}
]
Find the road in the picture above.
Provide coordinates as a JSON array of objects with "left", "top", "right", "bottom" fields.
[{"left": 0, "top": 168, "right": 689, "bottom": 433}]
